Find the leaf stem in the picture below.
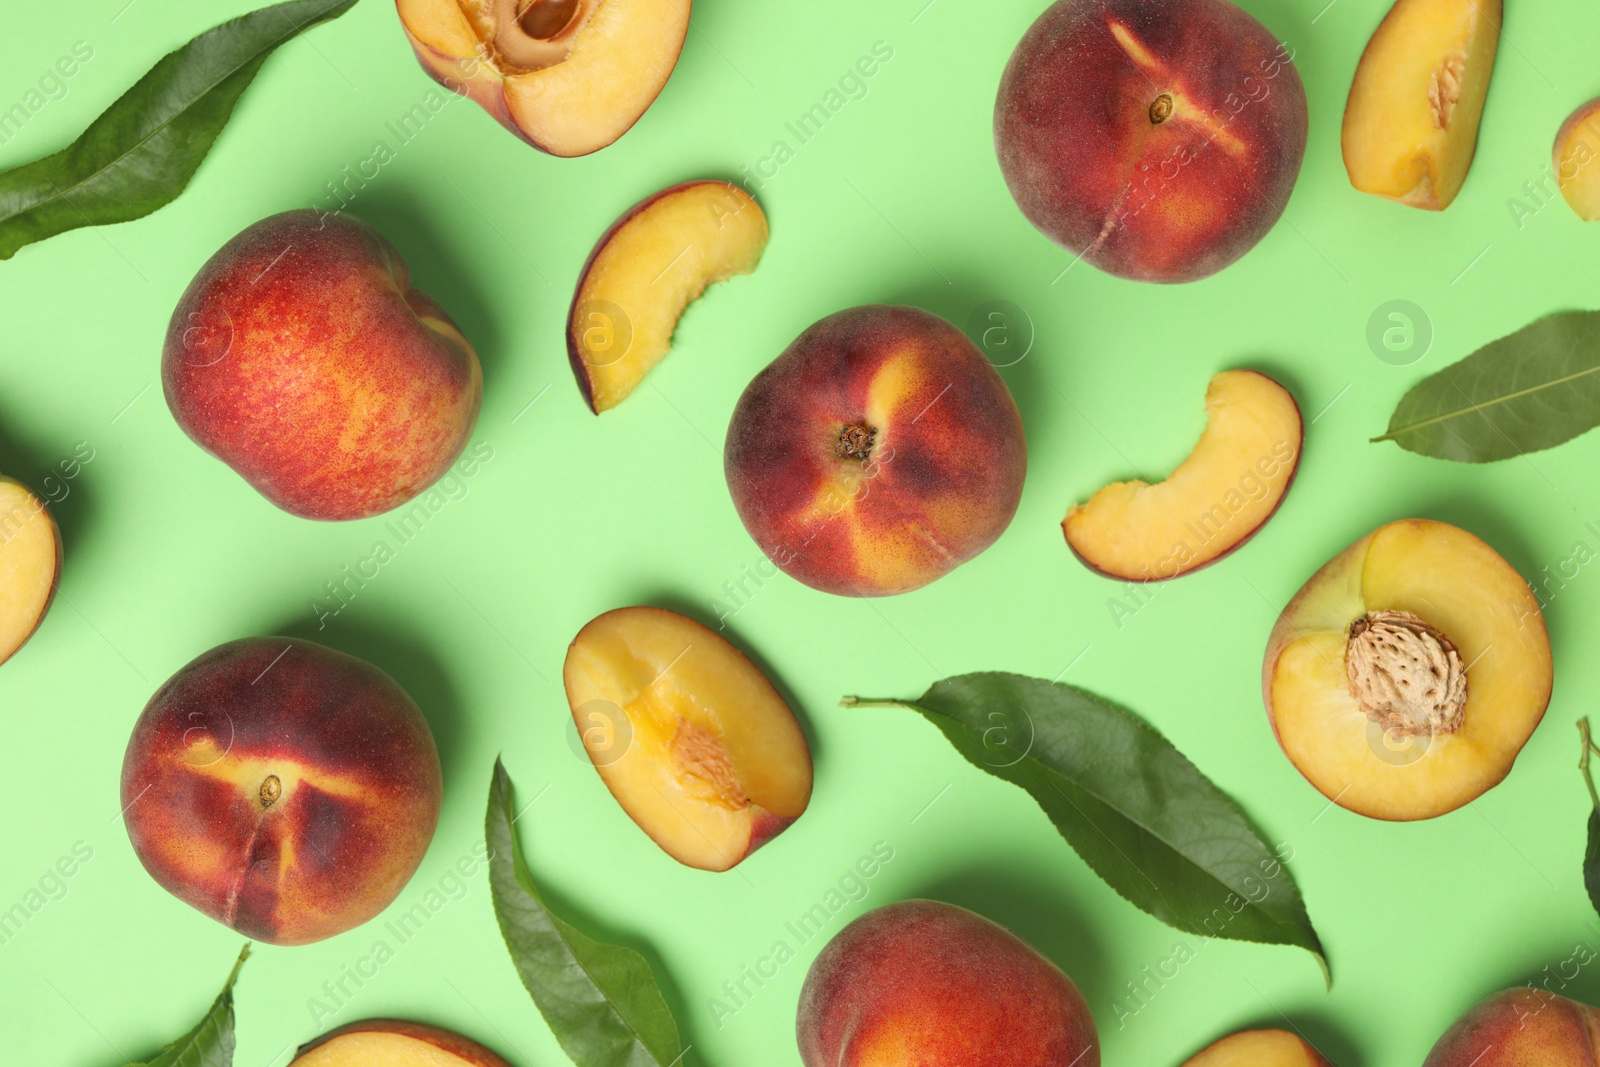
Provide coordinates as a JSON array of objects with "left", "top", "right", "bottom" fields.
[
  {"left": 1581, "top": 718, "right": 1600, "bottom": 811},
  {"left": 839, "top": 696, "right": 908, "bottom": 708}
]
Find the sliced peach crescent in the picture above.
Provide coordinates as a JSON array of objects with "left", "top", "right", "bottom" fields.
[
  {"left": 292, "top": 1019, "right": 512, "bottom": 1067},
  {"left": 1181, "top": 1030, "right": 1335, "bottom": 1067},
  {"left": 568, "top": 180, "right": 768, "bottom": 413},
  {"left": 1342, "top": 0, "right": 1501, "bottom": 210},
  {"left": 1263, "top": 519, "right": 1551, "bottom": 822},
  {"left": 563, "top": 606, "right": 812, "bottom": 871},
  {"left": 395, "top": 0, "right": 691, "bottom": 157},
  {"left": 1063, "top": 369, "right": 1301, "bottom": 581},
  {"left": 1555, "top": 98, "right": 1600, "bottom": 220},
  {"left": 0, "top": 476, "right": 61, "bottom": 668}
]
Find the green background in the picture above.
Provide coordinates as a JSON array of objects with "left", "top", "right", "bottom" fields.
[{"left": 1, "top": 0, "right": 1596, "bottom": 1064}]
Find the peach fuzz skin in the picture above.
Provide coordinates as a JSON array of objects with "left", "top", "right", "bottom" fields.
[
  {"left": 121, "top": 637, "right": 442, "bottom": 946},
  {"left": 995, "top": 0, "right": 1307, "bottom": 283},
  {"left": 725, "top": 306, "right": 1026, "bottom": 597},
  {"left": 163, "top": 210, "right": 482, "bottom": 522},
  {"left": 796, "top": 899, "right": 1098, "bottom": 1067},
  {"left": 293, "top": 1019, "right": 513, "bottom": 1066},
  {"left": 1423, "top": 988, "right": 1600, "bottom": 1067}
]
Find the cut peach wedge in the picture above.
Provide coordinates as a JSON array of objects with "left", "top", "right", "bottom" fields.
[
  {"left": 1063, "top": 370, "right": 1301, "bottom": 581},
  {"left": 1182, "top": 1030, "right": 1334, "bottom": 1067},
  {"left": 1555, "top": 99, "right": 1600, "bottom": 220},
  {"left": 569, "top": 181, "right": 768, "bottom": 413},
  {"left": 395, "top": 0, "right": 691, "bottom": 157},
  {"left": 0, "top": 476, "right": 61, "bottom": 668},
  {"left": 563, "top": 606, "right": 812, "bottom": 871},
  {"left": 1341, "top": 0, "right": 1502, "bottom": 210},
  {"left": 292, "top": 1020, "right": 512, "bottom": 1067},
  {"left": 1263, "top": 520, "right": 1552, "bottom": 821}
]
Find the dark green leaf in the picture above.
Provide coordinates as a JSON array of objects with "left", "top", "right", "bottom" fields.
[
  {"left": 847, "top": 673, "right": 1328, "bottom": 982},
  {"left": 0, "top": 0, "right": 359, "bottom": 259},
  {"left": 486, "top": 759, "right": 685, "bottom": 1067},
  {"left": 1585, "top": 810, "right": 1600, "bottom": 921},
  {"left": 1374, "top": 309, "right": 1600, "bottom": 462},
  {"left": 122, "top": 943, "right": 249, "bottom": 1067}
]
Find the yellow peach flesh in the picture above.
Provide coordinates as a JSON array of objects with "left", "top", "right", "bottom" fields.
[
  {"left": 1182, "top": 1030, "right": 1332, "bottom": 1067},
  {"left": 1063, "top": 370, "right": 1300, "bottom": 580},
  {"left": 1266, "top": 520, "right": 1550, "bottom": 820},
  {"left": 1556, "top": 100, "right": 1600, "bottom": 220},
  {"left": 1341, "top": 0, "right": 1501, "bottom": 210},
  {"left": 563, "top": 607, "right": 811, "bottom": 871},
  {"left": 0, "top": 479, "right": 59, "bottom": 666},
  {"left": 572, "top": 181, "right": 767, "bottom": 413}
]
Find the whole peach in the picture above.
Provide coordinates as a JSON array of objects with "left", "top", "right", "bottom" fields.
[
  {"left": 995, "top": 0, "right": 1307, "bottom": 282},
  {"left": 1423, "top": 988, "right": 1600, "bottom": 1067},
  {"left": 796, "top": 899, "right": 1098, "bottom": 1067},
  {"left": 121, "top": 637, "right": 442, "bottom": 945},
  {"left": 724, "top": 306, "right": 1026, "bottom": 596},
  {"left": 163, "top": 210, "right": 482, "bottom": 520}
]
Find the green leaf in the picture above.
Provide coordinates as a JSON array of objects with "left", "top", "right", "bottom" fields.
[
  {"left": 123, "top": 943, "right": 249, "bottom": 1067},
  {"left": 1585, "top": 809, "right": 1600, "bottom": 921},
  {"left": 846, "top": 673, "right": 1328, "bottom": 982},
  {"left": 1374, "top": 309, "right": 1600, "bottom": 462},
  {"left": 0, "top": 0, "right": 359, "bottom": 260},
  {"left": 486, "top": 759, "right": 685, "bottom": 1067}
]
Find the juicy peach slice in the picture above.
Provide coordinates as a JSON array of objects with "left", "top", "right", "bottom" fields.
[
  {"left": 1063, "top": 370, "right": 1301, "bottom": 580},
  {"left": 0, "top": 477, "right": 61, "bottom": 667},
  {"left": 1182, "top": 1030, "right": 1334, "bottom": 1067},
  {"left": 1555, "top": 99, "right": 1600, "bottom": 220},
  {"left": 563, "top": 606, "right": 812, "bottom": 871},
  {"left": 396, "top": 0, "right": 691, "bottom": 157},
  {"left": 293, "top": 1019, "right": 512, "bottom": 1067},
  {"left": 1342, "top": 0, "right": 1501, "bottom": 210},
  {"left": 569, "top": 181, "right": 768, "bottom": 413},
  {"left": 1263, "top": 520, "right": 1551, "bottom": 821}
]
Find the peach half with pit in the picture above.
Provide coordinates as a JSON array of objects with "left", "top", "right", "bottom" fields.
[
  {"left": 569, "top": 180, "right": 768, "bottom": 413},
  {"left": 725, "top": 305, "right": 1027, "bottom": 597},
  {"left": 563, "top": 606, "right": 812, "bottom": 872},
  {"left": 1063, "top": 369, "right": 1300, "bottom": 580},
  {"left": 994, "top": 0, "right": 1308, "bottom": 282},
  {"left": 396, "top": 0, "right": 691, "bottom": 157},
  {"left": 121, "top": 637, "right": 442, "bottom": 944},
  {"left": 1263, "top": 520, "right": 1552, "bottom": 821},
  {"left": 0, "top": 475, "right": 60, "bottom": 668},
  {"left": 1342, "top": 0, "right": 1501, "bottom": 210},
  {"left": 796, "top": 899, "right": 1099, "bottom": 1067}
]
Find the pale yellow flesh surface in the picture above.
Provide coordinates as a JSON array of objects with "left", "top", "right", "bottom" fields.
[
  {"left": 1341, "top": 0, "right": 1501, "bottom": 209},
  {"left": 1556, "top": 103, "right": 1600, "bottom": 220},
  {"left": 1063, "top": 370, "right": 1301, "bottom": 580},
  {"left": 1183, "top": 1030, "right": 1326, "bottom": 1067},
  {"left": 0, "top": 479, "right": 59, "bottom": 666},
  {"left": 294, "top": 1032, "right": 484, "bottom": 1067},
  {"left": 563, "top": 607, "right": 811, "bottom": 871},
  {"left": 574, "top": 181, "right": 768, "bottom": 412},
  {"left": 1267, "top": 520, "right": 1550, "bottom": 820}
]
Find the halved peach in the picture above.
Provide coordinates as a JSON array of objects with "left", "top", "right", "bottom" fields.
[
  {"left": 1063, "top": 370, "right": 1301, "bottom": 580},
  {"left": 569, "top": 181, "right": 767, "bottom": 413},
  {"left": 395, "top": 0, "right": 691, "bottom": 157},
  {"left": 293, "top": 1019, "right": 511, "bottom": 1067},
  {"left": 1342, "top": 0, "right": 1502, "bottom": 210},
  {"left": 0, "top": 476, "right": 61, "bottom": 667},
  {"left": 563, "top": 606, "right": 811, "bottom": 871},
  {"left": 1182, "top": 1030, "right": 1334, "bottom": 1067},
  {"left": 1263, "top": 520, "right": 1552, "bottom": 821},
  {"left": 1555, "top": 99, "right": 1600, "bottom": 220}
]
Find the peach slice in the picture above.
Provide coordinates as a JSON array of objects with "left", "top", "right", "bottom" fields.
[
  {"left": 1263, "top": 520, "right": 1552, "bottom": 821},
  {"left": 395, "top": 0, "right": 691, "bottom": 157},
  {"left": 1342, "top": 0, "right": 1502, "bottom": 210},
  {"left": 1181, "top": 1030, "right": 1334, "bottom": 1067},
  {"left": 563, "top": 606, "right": 812, "bottom": 871},
  {"left": 1063, "top": 370, "right": 1301, "bottom": 580},
  {"left": 0, "top": 477, "right": 61, "bottom": 668},
  {"left": 1555, "top": 99, "right": 1600, "bottom": 220},
  {"left": 293, "top": 1019, "right": 512, "bottom": 1067},
  {"left": 568, "top": 181, "right": 768, "bottom": 413}
]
